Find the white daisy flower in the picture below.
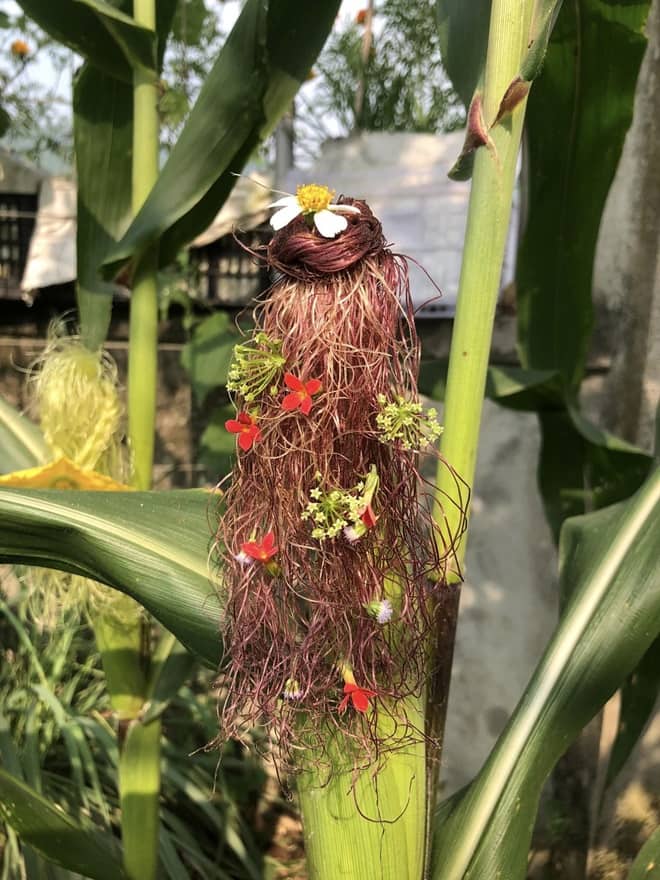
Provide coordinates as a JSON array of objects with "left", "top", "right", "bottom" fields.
[{"left": 269, "top": 183, "right": 360, "bottom": 238}]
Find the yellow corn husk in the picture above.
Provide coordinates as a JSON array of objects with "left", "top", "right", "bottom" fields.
[{"left": 16, "top": 329, "right": 138, "bottom": 625}]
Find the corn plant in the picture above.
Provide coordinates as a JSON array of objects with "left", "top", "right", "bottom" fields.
[
  {"left": 0, "top": 0, "right": 659, "bottom": 879},
  {"left": 1, "top": 0, "right": 341, "bottom": 877}
]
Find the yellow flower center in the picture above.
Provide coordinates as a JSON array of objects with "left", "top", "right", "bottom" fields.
[{"left": 296, "top": 183, "right": 334, "bottom": 214}]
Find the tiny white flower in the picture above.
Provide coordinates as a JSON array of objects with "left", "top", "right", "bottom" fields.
[
  {"left": 364, "top": 598, "right": 394, "bottom": 624},
  {"left": 343, "top": 523, "right": 364, "bottom": 543},
  {"left": 269, "top": 183, "right": 360, "bottom": 238},
  {"left": 234, "top": 550, "right": 252, "bottom": 568},
  {"left": 376, "top": 599, "right": 394, "bottom": 624}
]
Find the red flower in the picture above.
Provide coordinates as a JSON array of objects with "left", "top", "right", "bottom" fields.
[
  {"left": 225, "top": 412, "right": 262, "bottom": 451},
  {"left": 360, "top": 503, "right": 378, "bottom": 529},
  {"left": 240, "top": 531, "right": 278, "bottom": 563},
  {"left": 339, "top": 682, "right": 377, "bottom": 714},
  {"left": 356, "top": 9, "right": 367, "bottom": 25},
  {"left": 281, "top": 373, "right": 322, "bottom": 415}
]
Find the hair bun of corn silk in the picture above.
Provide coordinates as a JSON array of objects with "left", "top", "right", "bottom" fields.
[{"left": 217, "top": 195, "right": 468, "bottom": 772}]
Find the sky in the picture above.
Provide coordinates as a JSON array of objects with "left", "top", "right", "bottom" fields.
[
  {"left": 1, "top": 0, "right": 366, "bottom": 170},
  {"left": 4, "top": 0, "right": 366, "bottom": 101}
]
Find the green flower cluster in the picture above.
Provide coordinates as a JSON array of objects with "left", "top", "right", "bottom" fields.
[
  {"left": 227, "top": 332, "right": 286, "bottom": 402},
  {"left": 302, "top": 473, "right": 366, "bottom": 540},
  {"left": 376, "top": 394, "right": 444, "bottom": 450}
]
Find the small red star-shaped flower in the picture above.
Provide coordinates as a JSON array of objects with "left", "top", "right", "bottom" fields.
[
  {"left": 225, "top": 412, "right": 262, "bottom": 451},
  {"left": 338, "top": 682, "right": 378, "bottom": 714},
  {"left": 240, "top": 531, "right": 278, "bottom": 563},
  {"left": 281, "top": 373, "right": 322, "bottom": 416}
]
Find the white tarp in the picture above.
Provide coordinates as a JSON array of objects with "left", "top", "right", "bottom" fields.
[
  {"left": 17, "top": 136, "right": 519, "bottom": 314},
  {"left": 285, "top": 131, "right": 519, "bottom": 317},
  {"left": 21, "top": 175, "right": 76, "bottom": 296}
]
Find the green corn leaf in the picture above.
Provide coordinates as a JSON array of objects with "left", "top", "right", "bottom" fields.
[
  {"left": 485, "top": 365, "right": 563, "bottom": 411},
  {"left": 0, "top": 713, "right": 24, "bottom": 781},
  {"left": 0, "top": 489, "right": 223, "bottom": 667},
  {"left": 480, "top": 368, "right": 653, "bottom": 538},
  {"left": 74, "top": 67, "right": 132, "bottom": 349},
  {"left": 142, "top": 633, "right": 196, "bottom": 724},
  {"left": 436, "top": 0, "right": 492, "bottom": 107},
  {"left": 102, "top": 0, "right": 341, "bottom": 276},
  {"left": 159, "top": 828, "right": 191, "bottom": 880},
  {"left": 517, "top": 0, "right": 651, "bottom": 388},
  {"left": 628, "top": 825, "right": 660, "bottom": 880},
  {"left": 73, "top": 0, "right": 177, "bottom": 349},
  {"left": 0, "top": 768, "right": 125, "bottom": 880},
  {"left": 605, "top": 635, "right": 660, "bottom": 788},
  {"left": 16, "top": 0, "right": 156, "bottom": 81},
  {"left": 0, "top": 395, "right": 49, "bottom": 474},
  {"left": 431, "top": 466, "right": 660, "bottom": 879},
  {"left": 539, "top": 408, "right": 652, "bottom": 540}
]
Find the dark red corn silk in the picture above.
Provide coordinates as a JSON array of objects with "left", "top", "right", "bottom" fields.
[{"left": 218, "top": 199, "right": 468, "bottom": 770}]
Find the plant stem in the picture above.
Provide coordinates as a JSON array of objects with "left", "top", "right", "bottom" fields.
[
  {"left": 118, "top": 4, "right": 161, "bottom": 878},
  {"left": 120, "top": 718, "right": 162, "bottom": 880},
  {"left": 94, "top": 610, "right": 146, "bottom": 721},
  {"left": 128, "top": 0, "right": 159, "bottom": 491},
  {"left": 429, "top": 0, "right": 536, "bottom": 837},
  {"left": 434, "top": 3, "right": 535, "bottom": 570}
]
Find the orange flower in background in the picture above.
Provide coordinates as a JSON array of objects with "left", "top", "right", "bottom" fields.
[
  {"left": 356, "top": 9, "right": 368, "bottom": 25},
  {"left": 11, "top": 39, "right": 30, "bottom": 58},
  {"left": 339, "top": 682, "right": 377, "bottom": 714},
  {"left": 225, "top": 411, "right": 262, "bottom": 451},
  {"left": 281, "top": 373, "right": 322, "bottom": 415}
]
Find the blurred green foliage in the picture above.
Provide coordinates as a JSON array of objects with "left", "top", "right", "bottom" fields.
[
  {"left": 0, "top": 583, "right": 268, "bottom": 879},
  {"left": 312, "top": 0, "right": 464, "bottom": 136}
]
